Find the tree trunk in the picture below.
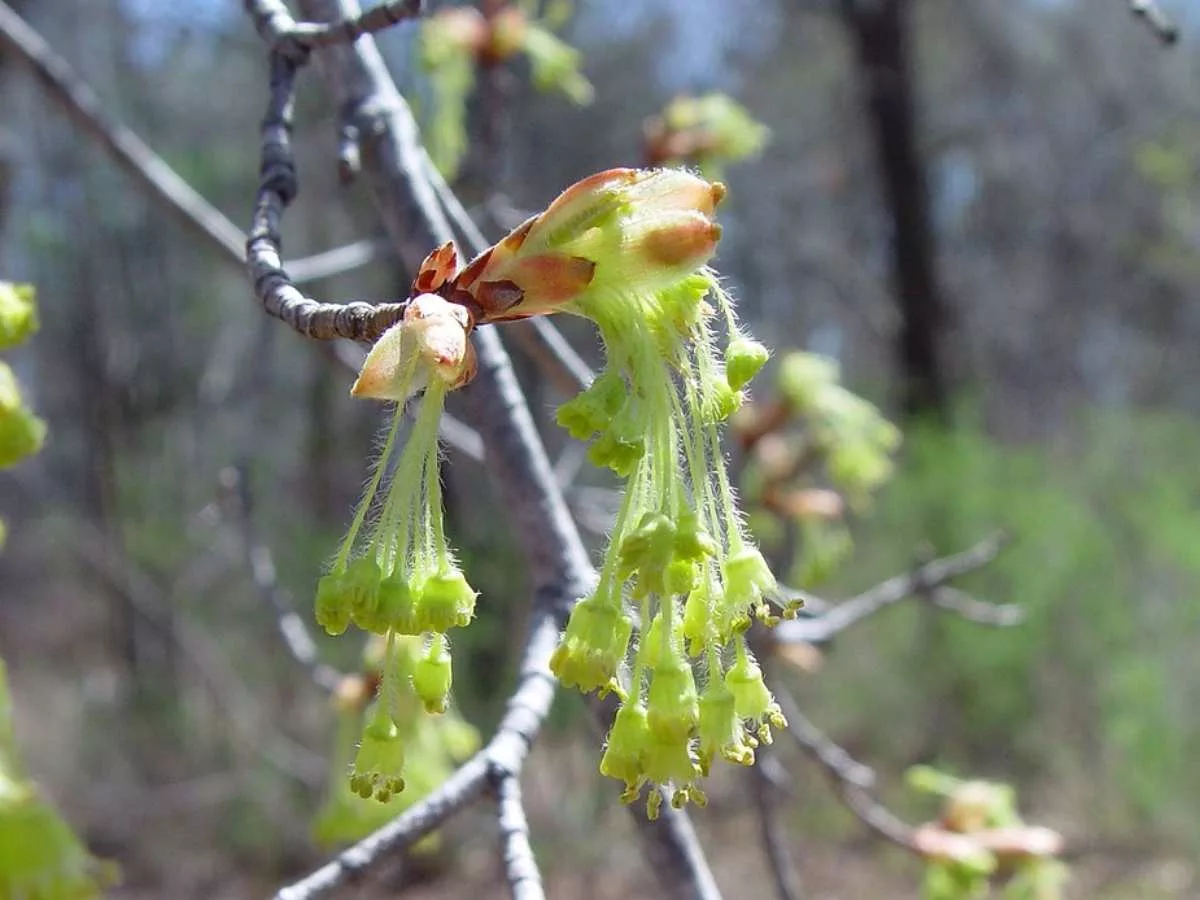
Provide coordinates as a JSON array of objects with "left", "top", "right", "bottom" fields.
[{"left": 843, "top": 0, "right": 949, "bottom": 419}]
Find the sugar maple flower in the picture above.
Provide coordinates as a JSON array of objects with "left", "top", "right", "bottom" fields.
[{"left": 318, "top": 167, "right": 791, "bottom": 810}]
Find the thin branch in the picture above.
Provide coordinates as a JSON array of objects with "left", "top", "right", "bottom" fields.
[
  {"left": 275, "top": 754, "right": 491, "bottom": 900},
  {"left": 247, "top": 0, "right": 424, "bottom": 50},
  {"left": 286, "top": 237, "right": 385, "bottom": 283},
  {"left": 1129, "top": 0, "right": 1180, "bottom": 44},
  {"left": 248, "top": 49, "right": 408, "bottom": 341},
  {"left": 497, "top": 775, "right": 544, "bottom": 900},
  {"left": 774, "top": 534, "right": 1010, "bottom": 645},
  {"left": 0, "top": 2, "right": 367, "bottom": 285},
  {"left": 752, "top": 744, "right": 803, "bottom": 900},
  {"left": 930, "top": 585, "right": 1024, "bottom": 627},
  {"left": 774, "top": 687, "right": 875, "bottom": 792},
  {"left": 215, "top": 466, "right": 344, "bottom": 694},
  {"left": 773, "top": 685, "right": 916, "bottom": 852}
]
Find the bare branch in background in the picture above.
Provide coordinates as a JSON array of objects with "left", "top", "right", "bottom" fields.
[
  {"left": 1129, "top": 0, "right": 1180, "bottom": 45},
  {"left": 774, "top": 533, "right": 1016, "bottom": 646},
  {"left": 752, "top": 744, "right": 803, "bottom": 900},
  {"left": 0, "top": 1, "right": 372, "bottom": 285},
  {"left": 775, "top": 689, "right": 875, "bottom": 793},
  {"left": 215, "top": 466, "right": 344, "bottom": 694},
  {"left": 773, "top": 685, "right": 917, "bottom": 852}
]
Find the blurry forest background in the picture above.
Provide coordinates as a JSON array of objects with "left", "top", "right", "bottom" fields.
[{"left": 1, "top": 0, "right": 1199, "bottom": 897}]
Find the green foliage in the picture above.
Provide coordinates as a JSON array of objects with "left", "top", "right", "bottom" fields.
[
  {"left": 0, "top": 660, "right": 116, "bottom": 899},
  {"left": 833, "top": 411, "right": 1200, "bottom": 850}
]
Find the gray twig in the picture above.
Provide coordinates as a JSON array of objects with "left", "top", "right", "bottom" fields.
[
  {"left": 774, "top": 533, "right": 1013, "bottom": 645},
  {"left": 246, "top": 0, "right": 424, "bottom": 51},
  {"left": 774, "top": 687, "right": 875, "bottom": 792},
  {"left": 0, "top": 1, "right": 372, "bottom": 285},
  {"left": 1129, "top": 0, "right": 1180, "bottom": 44},
  {"left": 247, "top": 50, "right": 408, "bottom": 341},
  {"left": 498, "top": 776, "right": 544, "bottom": 900}
]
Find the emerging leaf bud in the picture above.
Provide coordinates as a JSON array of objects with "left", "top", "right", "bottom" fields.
[{"left": 352, "top": 294, "right": 476, "bottom": 401}]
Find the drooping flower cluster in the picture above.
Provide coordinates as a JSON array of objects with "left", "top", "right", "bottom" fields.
[
  {"left": 321, "top": 167, "right": 790, "bottom": 812},
  {"left": 392, "top": 167, "right": 791, "bottom": 812},
  {"left": 315, "top": 289, "right": 479, "bottom": 801},
  {"left": 313, "top": 637, "right": 480, "bottom": 846},
  {"left": 531, "top": 169, "right": 795, "bottom": 812}
]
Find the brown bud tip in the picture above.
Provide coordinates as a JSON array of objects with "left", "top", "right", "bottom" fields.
[
  {"left": 710, "top": 182, "right": 727, "bottom": 207},
  {"left": 642, "top": 214, "right": 721, "bottom": 268}
]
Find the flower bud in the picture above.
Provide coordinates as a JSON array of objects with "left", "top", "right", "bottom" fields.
[
  {"left": 680, "top": 584, "right": 712, "bottom": 657},
  {"left": 378, "top": 574, "right": 421, "bottom": 635},
  {"left": 724, "top": 651, "right": 786, "bottom": 740},
  {"left": 722, "top": 547, "right": 777, "bottom": 612},
  {"left": 349, "top": 712, "right": 406, "bottom": 802},
  {"left": 674, "top": 511, "right": 718, "bottom": 561},
  {"left": 702, "top": 378, "right": 743, "bottom": 424},
  {"left": 586, "top": 429, "right": 644, "bottom": 477},
  {"left": 599, "top": 701, "right": 649, "bottom": 796},
  {"left": 554, "top": 370, "right": 626, "bottom": 439},
  {"left": 415, "top": 568, "right": 478, "bottom": 633},
  {"left": 646, "top": 658, "right": 699, "bottom": 743},
  {"left": 412, "top": 637, "right": 453, "bottom": 715},
  {"left": 344, "top": 555, "right": 382, "bottom": 622},
  {"left": 724, "top": 338, "right": 769, "bottom": 391},
  {"left": 698, "top": 680, "right": 754, "bottom": 773},
  {"left": 550, "top": 594, "right": 633, "bottom": 694},
  {"left": 617, "top": 513, "right": 677, "bottom": 595},
  {"left": 641, "top": 734, "right": 701, "bottom": 807},
  {"left": 315, "top": 573, "right": 352, "bottom": 636}
]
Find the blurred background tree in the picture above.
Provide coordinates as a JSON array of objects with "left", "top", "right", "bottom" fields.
[{"left": 0, "top": 1, "right": 1197, "bottom": 898}]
